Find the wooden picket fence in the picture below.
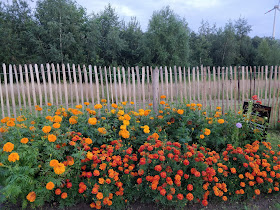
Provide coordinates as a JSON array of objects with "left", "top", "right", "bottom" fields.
[{"left": 0, "top": 64, "right": 280, "bottom": 127}]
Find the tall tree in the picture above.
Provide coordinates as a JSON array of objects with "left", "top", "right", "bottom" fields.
[
  {"left": 146, "top": 6, "right": 190, "bottom": 66},
  {"left": 35, "top": 0, "right": 86, "bottom": 64}
]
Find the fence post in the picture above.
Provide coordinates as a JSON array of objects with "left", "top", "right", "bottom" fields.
[{"left": 152, "top": 67, "right": 159, "bottom": 114}]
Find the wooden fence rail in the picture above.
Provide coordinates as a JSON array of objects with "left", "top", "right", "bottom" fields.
[{"left": 1, "top": 64, "right": 280, "bottom": 127}]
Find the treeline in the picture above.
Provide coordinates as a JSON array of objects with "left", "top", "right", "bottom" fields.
[{"left": 1, "top": 0, "right": 280, "bottom": 69}]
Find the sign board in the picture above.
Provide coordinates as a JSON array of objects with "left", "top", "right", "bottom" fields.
[{"left": 242, "top": 102, "right": 271, "bottom": 136}]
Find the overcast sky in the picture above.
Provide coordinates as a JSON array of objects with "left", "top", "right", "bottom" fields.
[{"left": 22, "top": 0, "right": 280, "bottom": 39}]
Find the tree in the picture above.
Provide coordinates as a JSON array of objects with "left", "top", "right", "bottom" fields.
[
  {"left": 146, "top": 6, "right": 190, "bottom": 66},
  {"left": 34, "top": 0, "right": 87, "bottom": 64}
]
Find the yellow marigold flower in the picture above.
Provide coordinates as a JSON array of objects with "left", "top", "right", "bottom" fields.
[
  {"left": 218, "top": 119, "right": 225, "bottom": 124},
  {"left": 177, "top": 109, "right": 184, "bottom": 115},
  {"left": 94, "top": 104, "right": 102, "bottom": 109},
  {"left": 138, "top": 109, "right": 145, "bottom": 116},
  {"left": 48, "top": 134, "right": 57, "bottom": 142},
  {"left": 46, "top": 116, "right": 53, "bottom": 122},
  {"left": 190, "top": 103, "right": 196, "bottom": 107},
  {"left": 1, "top": 117, "right": 9, "bottom": 123},
  {"left": 21, "top": 138, "right": 29, "bottom": 144},
  {"left": 46, "top": 181, "right": 55, "bottom": 190},
  {"left": 7, "top": 120, "right": 15, "bottom": 127},
  {"left": 123, "top": 120, "right": 130, "bottom": 126},
  {"left": 69, "top": 116, "right": 78, "bottom": 124},
  {"left": 119, "top": 129, "right": 130, "bottom": 139},
  {"left": 42, "top": 126, "right": 51, "bottom": 133},
  {"left": 130, "top": 101, "right": 134, "bottom": 105},
  {"left": 124, "top": 114, "right": 131, "bottom": 121},
  {"left": 53, "top": 163, "right": 65, "bottom": 175},
  {"left": 88, "top": 117, "right": 97, "bottom": 125},
  {"left": 76, "top": 104, "right": 83, "bottom": 109},
  {"left": 118, "top": 110, "right": 124, "bottom": 116},
  {"left": 200, "top": 134, "right": 205, "bottom": 139},
  {"left": 204, "top": 128, "right": 211, "bottom": 136},
  {"left": 85, "top": 138, "right": 93, "bottom": 144},
  {"left": 26, "top": 191, "right": 36, "bottom": 202},
  {"left": 53, "top": 115, "right": 62, "bottom": 123},
  {"left": 150, "top": 117, "right": 154, "bottom": 120},
  {"left": 111, "top": 109, "right": 116, "bottom": 114},
  {"left": 120, "top": 125, "right": 126, "bottom": 130},
  {"left": 3, "top": 142, "right": 14, "bottom": 152},
  {"left": 216, "top": 107, "right": 221, "bottom": 110},
  {"left": 197, "top": 103, "right": 202, "bottom": 107},
  {"left": 87, "top": 151, "right": 94, "bottom": 160},
  {"left": 112, "top": 103, "right": 118, "bottom": 108},
  {"left": 121, "top": 101, "right": 127, "bottom": 105},
  {"left": 8, "top": 152, "right": 19, "bottom": 162},
  {"left": 50, "top": 159, "right": 59, "bottom": 168},
  {"left": 53, "top": 123, "right": 61, "bottom": 129},
  {"left": 98, "top": 127, "right": 107, "bottom": 135},
  {"left": 160, "top": 95, "right": 166, "bottom": 99},
  {"left": 84, "top": 102, "right": 90, "bottom": 106}
]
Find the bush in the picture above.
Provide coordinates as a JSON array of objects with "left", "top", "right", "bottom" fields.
[{"left": 0, "top": 98, "right": 278, "bottom": 209}]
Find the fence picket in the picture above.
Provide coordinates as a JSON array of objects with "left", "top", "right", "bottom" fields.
[
  {"left": 94, "top": 66, "right": 100, "bottom": 104},
  {"left": 234, "top": 66, "right": 237, "bottom": 113},
  {"left": 183, "top": 67, "right": 187, "bottom": 102},
  {"left": 213, "top": 67, "right": 216, "bottom": 109},
  {"left": 24, "top": 64, "right": 32, "bottom": 113},
  {"left": 62, "top": 64, "right": 68, "bottom": 109},
  {"left": 217, "top": 67, "right": 221, "bottom": 108},
  {"left": 179, "top": 66, "right": 183, "bottom": 102},
  {"left": 207, "top": 67, "right": 212, "bottom": 111},
  {"left": 132, "top": 67, "right": 137, "bottom": 110},
  {"left": 72, "top": 64, "right": 79, "bottom": 105},
  {"left": 127, "top": 67, "right": 131, "bottom": 103},
  {"left": 100, "top": 67, "right": 105, "bottom": 99},
  {"left": 160, "top": 67, "right": 164, "bottom": 97},
  {"left": 165, "top": 66, "right": 169, "bottom": 99},
  {"left": 122, "top": 67, "right": 128, "bottom": 103},
  {"left": 192, "top": 67, "right": 196, "bottom": 102},
  {"left": 51, "top": 64, "right": 58, "bottom": 106},
  {"left": 3, "top": 64, "right": 11, "bottom": 117},
  {"left": 169, "top": 67, "right": 173, "bottom": 102},
  {"left": 0, "top": 71, "right": 4, "bottom": 118},
  {"left": 225, "top": 67, "right": 229, "bottom": 110},
  {"left": 118, "top": 67, "right": 123, "bottom": 102},
  {"left": 268, "top": 66, "right": 273, "bottom": 106},
  {"left": 9, "top": 65, "right": 16, "bottom": 117},
  {"left": 264, "top": 66, "right": 268, "bottom": 105},
  {"left": 230, "top": 66, "right": 233, "bottom": 111},
  {"left": 57, "top": 64, "right": 63, "bottom": 105},
  {"left": 109, "top": 67, "right": 114, "bottom": 104},
  {"left": 34, "top": 64, "right": 43, "bottom": 108},
  {"left": 19, "top": 65, "right": 27, "bottom": 109},
  {"left": 13, "top": 65, "right": 22, "bottom": 112},
  {"left": 88, "top": 65, "right": 95, "bottom": 105},
  {"left": 104, "top": 67, "right": 110, "bottom": 109},
  {"left": 78, "top": 65, "right": 84, "bottom": 105},
  {"left": 67, "top": 64, "right": 74, "bottom": 107},
  {"left": 83, "top": 65, "right": 89, "bottom": 103},
  {"left": 142, "top": 67, "right": 145, "bottom": 108}
]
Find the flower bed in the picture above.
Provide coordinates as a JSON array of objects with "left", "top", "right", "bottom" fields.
[{"left": 0, "top": 98, "right": 279, "bottom": 209}]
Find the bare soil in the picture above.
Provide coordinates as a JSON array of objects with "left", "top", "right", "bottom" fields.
[{"left": 1, "top": 193, "right": 280, "bottom": 210}]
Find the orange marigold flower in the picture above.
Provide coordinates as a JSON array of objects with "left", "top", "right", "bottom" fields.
[
  {"left": 177, "top": 193, "right": 184, "bottom": 200},
  {"left": 26, "top": 191, "right": 36, "bottom": 202},
  {"left": 53, "top": 163, "right": 65, "bottom": 175},
  {"left": 204, "top": 128, "right": 211, "bottom": 136},
  {"left": 85, "top": 138, "right": 93, "bottom": 144},
  {"left": 200, "top": 134, "right": 205, "bottom": 139},
  {"left": 69, "top": 116, "right": 78, "bottom": 124},
  {"left": 53, "top": 115, "right": 62, "bottom": 123},
  {"left": 76, "top": 104, "right": 83, "bottom": 109},
  {"left": 53, "top": 123, "right": 61, "bottom": 129},
  {"left": 94, "top": 104, "right": 102, "bottom": 109},
  {"left": 84, "top": 102, "right": 90, "bottom": 106},
  {"left": 96, "top": 192, "right": 103, "bottom": 200},
  {"left": 177, "top": 109, "right": 184, "bottom": 115},
  {"left": 50, "top": 159, "right": 59, "bottom": 167},
  {"left": 93, "top": 170, "right": 100, "bottom": 176},
  {"left": 160, "top": 95, "right": 166, "bottom": 99},
  {"left": 255, "top": 189, "right": 260, "bottom": 195},
  {"left": 98, "top": 178, "right": 105, "bottom": 184},
  {"left": 166, "top": 194, "right": 173, "bottom": 201},
  {"left": 222, "top": 196, "right": 227, "bottom": 201},
  {"left": 3, "top": 142, "right": 14, "bottom": 152},
  {"left": 218, "top": 119, "right": 225, "bottom": 124},
  {"left": 8, "top": 152, "right": 19, "bottom": 162},
  {"left": 7, "top": 120, "right": 15, "bottom": 127},
  {"left": 61, "top": 192, "right": 67, "bottom": 199},
  {"left": 88, "top": 117, "right": 97, "bottom": 125},
  {"left": 48, "top": 134, "right": 57, "bottom": 142},
  {"left": 186, "top": 193, "right": 194, "bottom": 201},
  {"left": 46, "top": 181, "right": 55, "bottom": 190},
  {"left": 42, "top": 126, "right": 51, "bottom": 133},
  {"left": 98, "top": 127, "right": 107, "bottom": 135},
  {"left": 230, "top": 168, "right": 236, "bottom": 174},
  {"left": 55, "top": 188, "right": 61, "bottom": 195}
]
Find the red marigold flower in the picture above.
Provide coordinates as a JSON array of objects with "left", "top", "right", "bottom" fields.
[
  {"left": 154, "top": 165, "right": 162, "bottom": 172},
  {"left": 160, "top": 189, "right": 166, "bottom": 196},
  {"left": 137, "top": 178, "right": 142, "bottom": 185},
  {"left": 177, "top": 193, "right": 184, "bottom": 200},
  {"left": 187, "top": 184, "right": 193, "bottom": 191},
  {"left": 166, "top": 194, "right": 173, "bottom": 200},
  {"left": 160, "top": 172, "right": 167, "bottom": 178}
]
